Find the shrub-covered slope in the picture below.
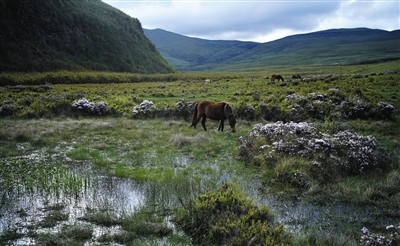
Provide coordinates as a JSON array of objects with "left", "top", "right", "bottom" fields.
[{"left": 0, "top": 0, "right": 176, "bottom": 73}]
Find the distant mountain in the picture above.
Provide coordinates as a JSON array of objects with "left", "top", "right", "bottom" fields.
[
  {"left": 144, "top": 28, "right": 259, "bottom": 71},
  {"left": 0, "top": 0, "right": 176, "bottom": 73},
  {"left": 144, "top": 28, "right": 400, "bottom": 71}
]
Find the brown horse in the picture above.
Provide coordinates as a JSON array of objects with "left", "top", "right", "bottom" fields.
[
  {"left": 190, "top": 100, "right": 236, "bottom": 132},
  {"left": 271, "top": 74, "right": 284, "bottom": 82},
  {"left": 292, "top": 74, "right": 302, "bottom": 79}
]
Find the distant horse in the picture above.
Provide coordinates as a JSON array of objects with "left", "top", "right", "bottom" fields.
[
  {"left": 190, "top": 100, "right": 236, "bottom": 132},
  {"left": 271, "top": 74, "right": 284, "bottom": 82},
  {"left": 292, "top": 74, "right": 302, "bottom": 79},
  {"left": 264, "top": 76, "right": 269, "bottom": 79}
]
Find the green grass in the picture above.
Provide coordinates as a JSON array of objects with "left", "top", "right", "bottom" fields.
[
  {"left": 1, "top": 116, "right": 398, "bottom": 245},
  {"left": 1, "top": 63, "right": 399, "bottom": 245},
  {"left": 1, "top": 63, "right": 399, "bottom": 120},
  {"left": 35, "top": 224, "right": 93, "bottom": 245}
]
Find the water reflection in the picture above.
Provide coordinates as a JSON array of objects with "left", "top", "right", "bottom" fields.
[
  {"left": 0, "top": 167, "right": 144, "bottom": 245},
  {"left": 1, "top": 153, "right": 384, "bottom": 245}
]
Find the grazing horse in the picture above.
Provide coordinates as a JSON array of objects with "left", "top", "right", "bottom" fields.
[
  {"left": 271, "top": 74, "right": 284, "bottom": 82},
  {"left": 292, "top": 74, "right": 302, "bottom": 79},
  {"left": 190, "top": 100, "right": 236, "bottom": 132}
]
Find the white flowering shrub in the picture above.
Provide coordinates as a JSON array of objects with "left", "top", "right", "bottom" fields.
[
  {"left": 360, "top": 224, "right": 399, "bottom": 246},
  {"left": 132, "top": 100, "right": 156, "bottom": 118},
  {"left": 244, "top": 105, "right": 255, "bottom": 120},
  {"left": 340, "top": 97, "right": 372, "bottom": 119},
  {"left": 374, "top": 102, "right": 395, "bottom": 120},
  {"left": 281, "top": 91, "right": 394, "bottom": 121},
  {"left": 175, "top": 99, "right": 196, "bottom": 120},
  {"left": 238, "top": 122, "right": 392, "bottom": 184},
  {"left": 71, "top": 98, "right": 108, "bottom": 115}
]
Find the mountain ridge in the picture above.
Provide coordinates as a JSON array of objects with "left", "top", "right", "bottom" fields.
[{"left": 144, "top": 27, "right": 400, "bottom": 71}]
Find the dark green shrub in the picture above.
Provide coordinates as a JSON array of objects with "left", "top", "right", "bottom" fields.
[
  {"left": 340, "top": 97, "right": 372, "bottom": 119},
  {"left": 261, "top": 104, "right": 286, "bottom": 122},
  {"left": 373, "top": 102, "right": 395, "bottom": 120},
  {"left": 176, "top": 182, "right": 292, "bottom": 246},
  {"left": 252, "top": 92, "right": 261, "bottom": 101},
  {"left": 17, "top": 95, "right": 34, "bottom": 106},
  {"left": 0, "top": 104, "right": 14, "bottom": 116}
]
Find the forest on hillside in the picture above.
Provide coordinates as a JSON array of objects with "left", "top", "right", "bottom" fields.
[{"left": 0, "top": 0, "right": 175, "bottom": 73}]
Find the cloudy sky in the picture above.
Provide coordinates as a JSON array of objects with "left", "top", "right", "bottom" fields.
[{"left": 103, "top": 0, "right": 399, "bottom": 43}]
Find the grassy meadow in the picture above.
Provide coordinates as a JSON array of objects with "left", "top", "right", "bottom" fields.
[{"left": 0, "top": 62, "right": 399, "bottom": 245}]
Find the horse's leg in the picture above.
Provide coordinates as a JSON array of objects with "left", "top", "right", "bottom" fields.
[
  {"left": 191, "top": 116, "right": 201, "bottom": 128},
  {"left": 218, "top": 119, "right": 224, "bottom": 131},
  {"left": 201, "top": 116, "right": 207, "bottom": 131},
  {"left": 190, "top": 103, "right": 199, "bottom": 128}
]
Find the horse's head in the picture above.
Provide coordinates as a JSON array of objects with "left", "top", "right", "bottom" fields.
[{"left": 228, "top": 114, "right": 236, "bottom": 132}]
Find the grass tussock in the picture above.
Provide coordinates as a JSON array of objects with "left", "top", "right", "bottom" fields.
[
  {"left": 35, "top": 224, "right": 93, "bottom": 245},
  {"left": 170, "top": 133, "right": 208, "bottom": 148}
]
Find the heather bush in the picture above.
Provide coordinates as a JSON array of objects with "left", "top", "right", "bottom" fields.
[
  {"left": 244, "top": 104, "right": 256, "bottom": 121},
  {"left": 132, "top": 99, "right": 197, "bottom": 119},
  {"left": 72, "top": 98, "right": 108, "bottom": 116},
  {"left": 0, "top": 103, "right": 14, "bottom": 116},
  {"left": 340, "top": 96, "right": 372, "bottom": 119},
  {"left": 176, "top": 182, "right": 292, "bottom": 246},
  {"left": 360, "top": 224, "right": 399, "bottom": 246},
  {"left": 374, "top": 102, "right": 395, "bottom": 120},
  {"left": 132, "top": 100, "right": 156, "bottom": 118},
  {"left": 282, "top": 91, "right": 395, "bottom": 121},
  {"left": 175, "top": 99, "right": 196, "bottom": 120},
  {"left": 238, "top": 121, "right": 392, "bottom": 185}
]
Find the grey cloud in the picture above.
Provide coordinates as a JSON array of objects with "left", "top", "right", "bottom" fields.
[
  {"left": 172, "top": 2, "right": 341, "bottom": 37},
  {"left": 103, "top": 0, "right": 398, "bottom": 42}
]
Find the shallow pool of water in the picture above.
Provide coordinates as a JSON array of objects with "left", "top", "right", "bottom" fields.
[{"left": 1, "top": 145, "right": 390, "bottom": 245}]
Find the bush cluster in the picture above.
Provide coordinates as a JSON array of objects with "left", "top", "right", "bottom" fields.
[
  {"left": 132, "top": 99, "right": 196, "bottom": 119},
  {"left": 71, "top": 98, "right": 108, "bottom": 116},
  {"left": 283, "top": 91, "right": 395, "bottom": 121},
  {"left": 0, "top": 71, "right": 236, "bottom": 86},
  {"left": 175, "top": 99, "right": 196, "bottom": 120},
  {"left": 132, "top": 100, "right": 156, "bottom": 118},
  {"left": 0, "top": 101, "right": 14, "bottom": 116},
  {"left": 360, "top": 224, "right": 399, "bottom": 246},
  {"left": 238, "top": 121, "right": 392, "bottom": 185},
  {"left": 175, "top": 182, "right": 292, "bottom": 246}
]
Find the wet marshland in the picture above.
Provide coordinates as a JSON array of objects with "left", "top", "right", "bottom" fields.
[{"left": 0, "top": 118, "right": 398, "bottom": 245}]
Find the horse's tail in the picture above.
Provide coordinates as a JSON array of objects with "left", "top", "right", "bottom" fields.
[{"left": 190, "top": 103, "right": 198, "bottom": 127}]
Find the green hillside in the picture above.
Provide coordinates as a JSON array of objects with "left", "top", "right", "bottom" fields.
[
  {"left": 144, "top": 28, "right": 259, "bottom": 71},
  {"left": 144, "top": 28, "right": 400, "bottom": 71},
  {"left": 0, "top": 0, "right": 176, "bottom": 73}
]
